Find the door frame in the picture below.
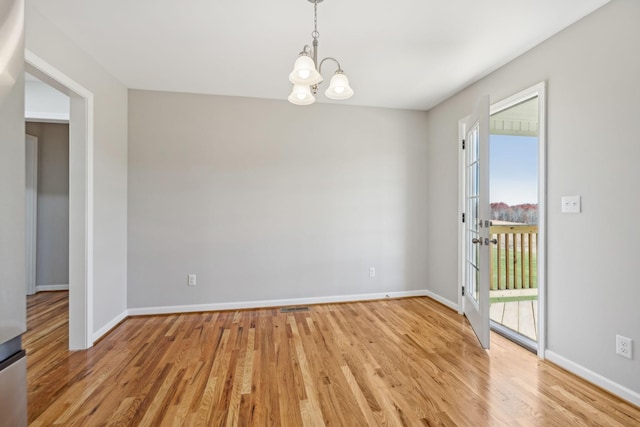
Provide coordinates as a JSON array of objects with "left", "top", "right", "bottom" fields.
[
  {"left": 25, "top": 134, "right": 38, "bottom": 296},
  {"left": 458, "top": 82, "right": 547, "bottom": 358},
  {"left": 25, "top": 50, "right": 95, "bottom": 350}
]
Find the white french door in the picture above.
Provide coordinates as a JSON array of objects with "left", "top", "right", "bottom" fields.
[{"left": 462, "top": 96, "right": 490, "bottom": 349}]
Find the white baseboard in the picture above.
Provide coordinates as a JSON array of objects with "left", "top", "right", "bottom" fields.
[
  {"left": 545, "top": 350, "right": 640, "bottom": 407},
  {"left": 127, "top": 289, "right": 430, "bottom": 316},
  {"left": 423, "top": 289, "right": 459, "bottom": 312},
  {"left": 92, "top": 310, "right": 129, "bottom": 343},
  {"left": 36, "top": 284, "right": 69, "bottom": 292}
]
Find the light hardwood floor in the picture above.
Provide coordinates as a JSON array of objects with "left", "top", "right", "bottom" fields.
[{"left": 24, "top": 291, "right": 640, "bottom": 426}]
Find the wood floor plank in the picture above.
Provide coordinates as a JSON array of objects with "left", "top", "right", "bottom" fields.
[{"left": 25, "top": 291, "right": 640, "bottom": 426}]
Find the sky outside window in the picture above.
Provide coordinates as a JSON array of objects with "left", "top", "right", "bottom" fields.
[{"left": 490, "top": 134, "right": 538, "bottom": 205}]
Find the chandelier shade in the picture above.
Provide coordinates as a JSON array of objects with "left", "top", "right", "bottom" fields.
[
  {"left": 289, "top": 55, "right": 323, "bottom": 85},
  {"left": 325, "top": 72, "right": 353, "bottom": 100},
  {"left": 288, "top": 84, "right": 316, "bottom": 106}
]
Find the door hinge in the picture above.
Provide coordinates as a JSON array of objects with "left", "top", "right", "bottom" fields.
[
  {"left": 462, "top": 286, "right": 465, "bottom": 296},
  {"left": 461, "top": 139, "right": 466, "bottom": 150},
  {"left": 462, "top": 213, "right": 465, "bottom": 223}
]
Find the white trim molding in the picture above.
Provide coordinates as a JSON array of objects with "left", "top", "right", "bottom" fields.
[
  {"left": 36, "top": 284, "right": 69, "bottom": 292},
  {"left": 92, "top": 310, "right": 129, "bottom": 343},
  {"left": 128, "top": 290, "right": 431, "bottom": 317},
  {"left": 546, "top": 351, "right": 640, "bottom": 407},
  {"left": 423, "top": 289, "right": 458, "bottom": 312},
  {"left": 25, "top": 111, "right": 69, "bottom": 123},
  {"left": 25, "top": 134, "right": 38, "bottom": 296}
]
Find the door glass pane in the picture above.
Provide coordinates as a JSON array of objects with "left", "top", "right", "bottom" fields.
[
  {"left": 468, "top": 195, "right": 477, "bottom": 232},
  {"left": 473, "top": 162, "right": 479, "bottom": 195},
  {"left": 466, "top": 123, "right": 481, "bottom": 304}
]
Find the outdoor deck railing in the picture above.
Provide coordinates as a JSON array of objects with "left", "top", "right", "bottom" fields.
[{"left": 490, "top": 225, "right": 538, "bottom": 291}]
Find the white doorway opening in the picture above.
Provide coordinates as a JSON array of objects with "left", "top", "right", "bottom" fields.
[
  {"left": 489, "top": 83, "right": 546, "bottom": 357},
  {"left": 458, "top": 82, "right": 546, "bottom": 358},
  {"left": 25, "top": 50, "right": 95, "bottom": 350}
]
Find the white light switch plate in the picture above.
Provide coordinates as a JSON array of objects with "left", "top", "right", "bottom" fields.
[{"left": 561, "top": 196, "right": 581, "bottom": 213}]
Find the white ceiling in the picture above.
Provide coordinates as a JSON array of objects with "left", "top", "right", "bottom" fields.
[
  {"left": 24, "top": 72, "right": 70, "bottom": 122},
  {"left": 30, "top": 0, "right": 610, "bottom": 111}
]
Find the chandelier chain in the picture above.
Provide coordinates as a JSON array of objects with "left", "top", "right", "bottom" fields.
[{"left": 312, "top": 0, "right": 319, "bottom": 40}]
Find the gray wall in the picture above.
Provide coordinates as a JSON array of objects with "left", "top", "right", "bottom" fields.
[
  {"left": 128, "top": 90, "right": 428, "bottom": 308},
  {"left": 426, "top": 0, "right": 639, "bottom": 393},
  {"left": 26, "top": 4, "right": 128, "bottom": 336},
  {"left": 26, "top": 122, "right": 69, "bottom": 287}
]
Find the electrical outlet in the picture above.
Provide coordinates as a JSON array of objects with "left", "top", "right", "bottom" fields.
[
  {"left": 369, "top": 267, "right": 376, "bottom": 278},
  {"left": 187, "top": 274, "right": 197, "bottom": 286},
  {"left": 616, "top": 335, "right": 632, "bottom": 359}
]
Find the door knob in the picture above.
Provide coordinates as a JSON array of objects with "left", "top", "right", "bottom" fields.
[
  {"left": 472, "top": 238, "right": 481, "bottom": 244},
  {"left": 488, "top": 238, "right": 498, "bottom": 245}
]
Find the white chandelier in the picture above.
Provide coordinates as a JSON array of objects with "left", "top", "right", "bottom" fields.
[{"left": 288, "top": 0, "right": 354, "bottom": 106}]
